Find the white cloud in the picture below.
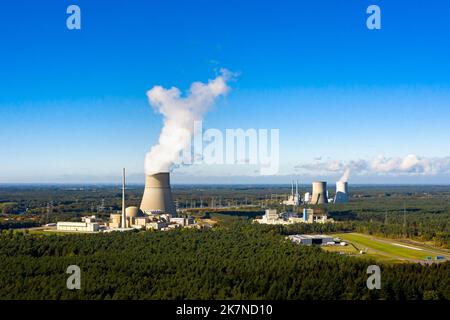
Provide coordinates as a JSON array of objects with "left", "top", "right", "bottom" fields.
[{"left": 295, "top": 154, "right": 450, "bottom": 181}]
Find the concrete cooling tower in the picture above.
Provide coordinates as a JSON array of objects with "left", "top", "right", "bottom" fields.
[
  {"left": 334, "top": 181, "right": 349, "bottom": 204},
  {"left": 310, "top": 181, "right": 328, "bottom": 205},
  {"left": 140, "top": 172, "right": 176, "bottom": 215}
]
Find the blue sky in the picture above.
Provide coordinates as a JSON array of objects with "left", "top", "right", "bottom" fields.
[{"left": 1, "top": 0, "right": 450, "bottom": 183}]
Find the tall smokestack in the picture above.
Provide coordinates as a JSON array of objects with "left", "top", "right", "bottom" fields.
[
  {"left": 311, "top": 181, "right": 328, "bottom": 205},
  {"left": 140, "top": 172, "right": 176, "bottom": 215},
  {"left": 121, "top": 168, "right": 127, "bottom": 228}
]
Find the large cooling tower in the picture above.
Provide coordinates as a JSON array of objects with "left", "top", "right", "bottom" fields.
[
  {"left": 334, "top": 181, "right": 349, "bottom": 203},
  {"left": 310, "top": 181, "right": 328, "bottom": 205},
  {"left": 140, "top": 172, "right": 176, "bottom": 215}
]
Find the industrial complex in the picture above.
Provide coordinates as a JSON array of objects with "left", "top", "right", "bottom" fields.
[
  {"left": 255, "top": 208, "right": 331, "bottom": 225},
  {"left": 255, "top": 179, "right": 349, "bottom": 225},
  {"left": 55, "top": 170, "right": 196, "bottom": 233},
  {"left": 284, "top": 180, "right": 350, "bottom": 206},
  {"left": 55, "top": 170, "right": 350, "bottom": 232}
]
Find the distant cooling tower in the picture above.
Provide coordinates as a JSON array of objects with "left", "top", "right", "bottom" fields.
[
  {"left": 140, "top": 172, "right": 176, "bottom": 215},
  {"left": 310, "top": 181, "right": 328, "bottom": 205},
  {"left": 334, "top": 181, "right": 349, "bottom": 204}
]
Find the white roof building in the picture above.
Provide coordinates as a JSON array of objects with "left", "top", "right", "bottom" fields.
[
  {"left": 56, "top": 221, "right": 99, "bottom": 232},
  {"left": 288, "top": 234, "right": 334, "bottom": 245}
]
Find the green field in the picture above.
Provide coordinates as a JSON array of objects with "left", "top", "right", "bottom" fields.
[{"left": 329, "top": 233, "right": 450, "bottom": 263}]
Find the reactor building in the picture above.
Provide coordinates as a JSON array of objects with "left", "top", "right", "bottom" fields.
[{"left": 140, "top": 172, "right": 176, "bottom": 216}]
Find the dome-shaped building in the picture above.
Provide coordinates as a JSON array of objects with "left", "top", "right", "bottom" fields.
[
  {"left": 126, "top": 206, "right": 143, "bottom": 218},
  {"left": 123, "top": 206, "right": 146, "bottom": 228}
]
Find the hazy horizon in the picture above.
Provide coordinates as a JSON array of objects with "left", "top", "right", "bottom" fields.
[{"left": 1, "top": 172, "right": 449, "bottom": 185}]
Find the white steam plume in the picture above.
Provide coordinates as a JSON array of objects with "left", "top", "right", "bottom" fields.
[
  {"left": 339, "top": 168, "right": 351, "bottom": 182},
  {"left": 144, "top": 69, "right": 234, "bottom": 175},
  {"left": 296, "top": 154, "right": 450, "bottom": 179}
]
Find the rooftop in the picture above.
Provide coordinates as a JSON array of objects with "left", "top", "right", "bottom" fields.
[{"left": 288, "top": 234, "right": 333, "bottom": 240}]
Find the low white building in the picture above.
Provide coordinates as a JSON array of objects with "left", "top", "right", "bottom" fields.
[
  {"left": 146, "top": 221, "right": 168, "bottom": 231},
  {"left": 133, "top": 217, "right": 148, "bottom": 228},
  {"left": 171, "top": 216, "right": 196, "bottom": 227},
  {"left": 256, "top": 209, "right": 303, "bottom": 225},
  {"left": 57, "top": 221, "right": 99, "bottom": 232},
  {"left": 171, "top": 217, "right": 186, "bottom": 226},
  {"left": 288, "top": 234, "right": 334, "bottom": 245},
  {"left": 81, "top": 215, "right": 97, "bottom": 223},
  {"left": 288, "top": 216, "right": 304, "bottom": 224}
]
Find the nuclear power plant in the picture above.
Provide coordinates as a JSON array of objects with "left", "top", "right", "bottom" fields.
[
  {"left": 55, "top": 167, "right": 349, "bottom": 232},
  {"left": 256, "top": 178, "right": 349, "bottom": 226},
  {"left": 105, "top": 171, "right": 193, "bottom": 232},
  {"left": 140, "top": 172, "right": 176, "bottom": 215},
  {"left": 280, "top": 179, "right": 350, "bottom": 206}
]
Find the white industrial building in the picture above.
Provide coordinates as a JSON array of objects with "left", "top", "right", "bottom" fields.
[
  {"left": 288, "top": 234, "right": 334, "bottom": 245},
  {"left": 304, "top": 192, "right": 311, "bottom": 203},
  {"left": 57, "top": 220, "right": 100, "bottom": 232},
  {"left": 147, "top": 221, "right": 169, "bottom": 231},
  {"left": 255, "top": 208, "right": 332, "bottom": 225},
  {"left": 170, "top": 216, "right": 195, "bottom": 227},
  {"left": 255, "top": 209, "right": 291, "bottom": 225},
  {"left": 282, "top": 180, "right": 301, "bottom": 206}
]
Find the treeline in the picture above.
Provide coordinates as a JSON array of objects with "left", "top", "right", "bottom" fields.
[
  {"left": 0, "top": 220, "right": 40, "bottom": 230},
  {"left": 354, "top": 221, "right": 449, "bottom": 248},
  {"left": 0, "top": 223, "right": 448, "bottom": 300},
  {"left": 275, "top": 221, "right": 355, "bottom": 235}
]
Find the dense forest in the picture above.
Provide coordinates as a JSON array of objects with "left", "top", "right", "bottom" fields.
[
  {"left": 0, "top": 220, "right": 40, "bottom": 230},
  {"left": 0, "top": 222, "right": 448, "bottom": 300}
]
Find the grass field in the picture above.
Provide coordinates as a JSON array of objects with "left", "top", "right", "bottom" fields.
[{"left": 326, "top": 233, "right": 450, "bottom": 263}]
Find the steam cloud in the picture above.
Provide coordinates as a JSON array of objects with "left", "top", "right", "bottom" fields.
[
  {"left": 144, "top": 69, "right": 234, "bottom": 175},
  {"left": 339, "top": 168, "right": 351, "bottom": 182},
  {"left": 296, "top": 154, "right": 450, "bottom": 181}
]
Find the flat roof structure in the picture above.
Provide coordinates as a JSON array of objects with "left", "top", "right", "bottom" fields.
[
  {"left": 288, "top": 234, "right": 334, "bottom": 245},
  {"left": 291, "top": 234, "right": 333, "bottom": 240}
]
